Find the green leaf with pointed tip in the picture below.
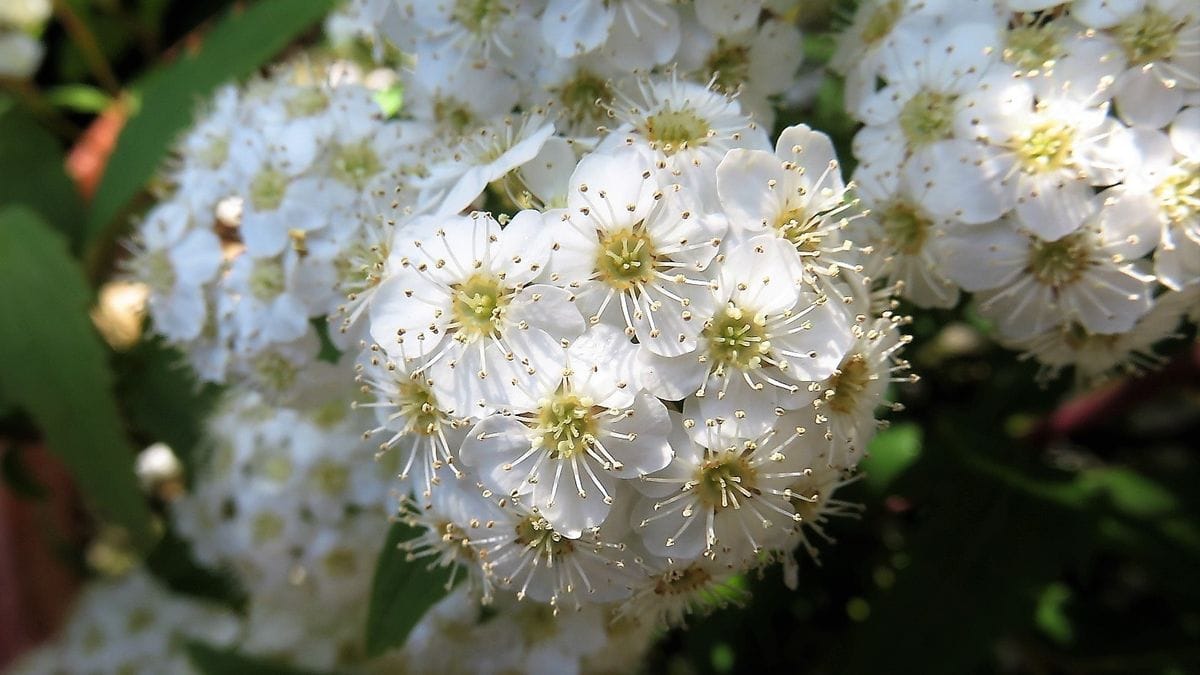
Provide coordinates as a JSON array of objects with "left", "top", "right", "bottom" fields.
[
  {"left": 0, "top": 206, "right": 151, "bottom": 548},
  {"left": 365, "top": 520, "right": 458, "bottom": 658}
]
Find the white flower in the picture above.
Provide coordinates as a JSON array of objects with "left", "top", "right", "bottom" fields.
[
  {"left": 619, "top": 557, "right": 747, "bottom": 628},
  {"left": 359, "top": 350, "right": 465, "bottom": 501},
  {"left": 128, "top": 202, "right": 223, "bottom": 342},
  {"left": 417, "top": 113, "right": 557, "bottom": 216},
  {"left": 1103, "top": 0, "right": 1200, "bottom": 128},
  {"left": 640, "top": 236, "right": 855, "bottom": 421},
  {"left": 717, "top": 124, "right": 859, "bottom": 272},
  {"left": 223, "top": 249, "right": 336, "bottom": 354},
  {"left": 598, "top": 77, "right": 771, "bottom": 211},
  {"left": 1000, "top": 290, "right": 1190, "bottom": 386},
  {"left": 367, "top": 210, "right": 583, "bottom": 414},
  {"left": 632, "top": 411, "right": 821, "bottom": 565},
  {"left": 472, "top": 498, "right": 634, "bottom": 607},
  {"left": 813, "top": 316, "right": 913, "bottom": 468},
  {"left": 849, "top": 168, "right": 960, "bottom": 308},
  {"left": 545, "top": 148, "right": 723, "bottom": 357},
  {"left": 399, "top": 479, "right": 510, "bottom": 598},
  {"left": 1106, "top": 129, "right": 1200, "bottom": 290},
  {"left": 956, "top": 75, "right": 1134, "bottom": 239},
  {"left": 460, "top": 326, "right": 672, "bottom": 537},
  {"left": 940, "top": 208, "right": 1157, "bottom": 340},
  {"left": 676, "top": 17, "right": 803, "bottom": 129},
  {"left": 0, "top": 31, "right": 42, "bottom": 78},
  {"left": 852, "top": 22, "right": 1011, "bottom": 226}
]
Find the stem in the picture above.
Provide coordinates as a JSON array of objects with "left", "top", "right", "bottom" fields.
[{"left": 51, "top": 0, "right": 122, "bottom": 94}]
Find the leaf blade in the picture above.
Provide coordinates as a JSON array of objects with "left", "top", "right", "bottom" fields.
[
  {"left": 0, "top": 206, "right": 151, "bottom": 547},
  {"left": 365, "top": 520, "right": 457, "bottom": 658}
]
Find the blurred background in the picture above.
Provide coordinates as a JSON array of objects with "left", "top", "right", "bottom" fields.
[{"left": 2, "top": 1, "right": 1199, "bottom": 673}]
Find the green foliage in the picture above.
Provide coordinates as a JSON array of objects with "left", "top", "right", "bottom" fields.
[
  {"left": 860, "top": 422, "right": 922, "bottom": 494},
  {"left": 44, "top": 84, "right": 113, "bottom": 114},
  {"left": 113, "top": 337, "right": 221, "bottom": 477},
  {"left": 0, "top": 206, "right": 151, "bottom": 548},
  {"left": 86, "top": 0, "right": 337, "bottom": 263},
  {"left": 365, "top": 520, "right": 459, "bottom": 658},
  {"left": 0, "top": 99, "right": 86, "bottom": 251},
  {"left": 186, "top": 641, "right": 330, "bottom": 675}
]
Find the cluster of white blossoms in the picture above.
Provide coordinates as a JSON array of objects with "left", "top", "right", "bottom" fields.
[
  {"left": 332, "top": 0, "right": 805, "bottom": 130},
  {"left": 127, "top": 0, "right": 909, "bottom": 668},
  {"left": 6, "top": 569, "right": 241, "bottom": 675},
  {"left": 388, "top": 587, "right": 656, "bottom": 675},
  {"left": 357, "top": 119, "right": 904, "bottom": 616},
  {"left": 170, "top": 388, "right": 393, "bottom": 670},
  {"left": 833, "top": 0, "right": 1200, "bottom": 384},
  {"left": 0, "top": 0, "right": 50, "bottom": 78},
  {"left": 127, "top": 58, "right": 425, "bottom": 395}
]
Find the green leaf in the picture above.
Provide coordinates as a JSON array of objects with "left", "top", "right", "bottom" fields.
[
  {"left": 859, "top": 423, "right": 922, "bottom": 494},
  {"left": 1034, "top": 582, "right": 1074, "bottom": 645},
  {"left": 186, "top": 641, "right": 329, "bottom": 675},
  {"left": 0, "top": 206, "right": 152, "bottom": 547},
  {"left": 113, "top": 337, "right": 221, "bottom": 475},
  {"left": 44, "top": 84, "right": 113, "bottom": 114},
  {"left": 86, "top": 0, "right": 337, "bottom": 252},
  {"left": 0, "top": 98, "right": 86, "bottom": 251},
  {"left": 365, "top": 520, "right": 457, "bottom": 658}
]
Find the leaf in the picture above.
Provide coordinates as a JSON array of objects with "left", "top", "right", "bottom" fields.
[
  {"left": 44, "top": 84, "right": 113, "bottom": 114},
  {"left": 186, "top": 641, "right": 329, "bottom": 675},
  {"left": 86, "top": 0, "right": 337, "bottom": 249},
  {"left": 365, "top": 520, "right": 458, "bottom": 658},
  {"left": 113, "top": 337, "right": 221, "bottom": 476},
  {"left": 859, "top": 423, "right": 922, "bottom": 494},
  {"left": 0, "top": 98, "right": 86, "bottom": 251},
  {"left": 146, "top": 527, "right": 246, "bottom": 611},
  {"left": 0, "top": 206, "right": 152, "bottom": 547}
]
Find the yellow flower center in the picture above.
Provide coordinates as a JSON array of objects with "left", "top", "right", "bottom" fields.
[
  {"left": 1114, "top": 8, "right": 1184, "bottom": 66},
  {"left": 1015, "top": 119, "right": 1075, "bottom": 174},
  {"left": 879, "top": 201, "right": 931, "bottom": 255},
  {"left": 825, "top": 353, "right": 872, "bottom": 415},
  {"left": 703, "top": 304, "right": 771, "bottom": 372},
  {"left": 1026, "top": 232, "right": 1092, "bottom": 287},
  {"left": 596, "top": 224, "right": 658, "bottom": 290},
  {"left": 643, "top": 109, "right": 711, "bottom": 154},
  {"left": 899, "top": 90, "right": 957, "bottom": 147},
  {"left": 450, "top": 272, "right": 510, "bottom": 341},
  {"left": 535, "top": 391, "right": 598, "bottom": 460},
  {"left": 695, "top": 449, "right": 759, "bottom": 511}
]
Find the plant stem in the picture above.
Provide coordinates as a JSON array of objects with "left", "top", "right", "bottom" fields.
[{"left": 51, "top": 0, "right": 122, "bottom": 95}]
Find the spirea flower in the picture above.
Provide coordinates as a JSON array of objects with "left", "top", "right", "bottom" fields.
[{"left": 835, "top": 0, "right": 1200, "bottom": 384}]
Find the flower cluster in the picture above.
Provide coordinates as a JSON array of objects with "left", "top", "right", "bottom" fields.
[
  {"left": 390, "top": 587, "right": 656, "bottom": 675},
  {"left": 834, "top": 0, "right": 1200, "bottom": 384},
  {"left": 336, "top": 0, "right": 805, "bottom": 131},
  {"left": 0, "top": 0, "right": 50, "bottom": 78},
  {"left": 6, "top": 569, "right": 241, "bottom": 675},
  {"left": 127, "top": 58, "right": 420, "bottom": 394},
  {"left": 128, "top": 0, "right": 907, "bottom": 663},
  {"left": 357, "top": 115, "right": 905, "bottom": 617},
  {"left": 171, "top": 389, "right": 392, "bottom": 670}
]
